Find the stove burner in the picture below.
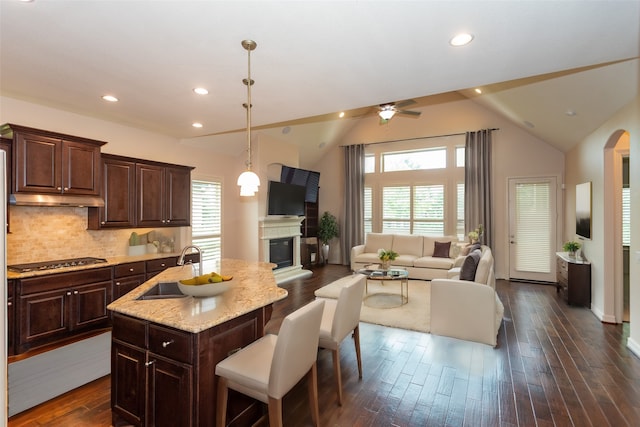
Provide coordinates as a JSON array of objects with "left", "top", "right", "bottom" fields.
[{"left": 8, "top": 257, "right": 108, "bottom": 273}]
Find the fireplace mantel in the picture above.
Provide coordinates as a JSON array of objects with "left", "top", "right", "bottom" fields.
[{"left": 259, "top": 216, "right": 312, "bottom": 284}]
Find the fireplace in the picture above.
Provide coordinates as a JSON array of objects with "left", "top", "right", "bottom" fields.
[
  {"left": 259, "top": 216, "right": 312, "bottom": 284},
  {"left": 270, "top": 237, "right": 294, "bottom": 269}
]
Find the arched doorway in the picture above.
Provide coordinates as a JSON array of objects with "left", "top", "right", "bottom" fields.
[{"left": 603, "top": 130, "right": 630, "bottom": 323}]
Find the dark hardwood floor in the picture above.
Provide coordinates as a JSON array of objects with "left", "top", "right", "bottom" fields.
[{"left": 8, "top": 264, "right": 640, "bottom": 426}]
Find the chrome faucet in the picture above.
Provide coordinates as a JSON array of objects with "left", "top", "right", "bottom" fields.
[{"left": 177, "top": 245, "right": 204, "bottom": 276}]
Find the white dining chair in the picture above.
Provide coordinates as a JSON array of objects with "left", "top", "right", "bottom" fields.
[
  {"left": 317, "top": 274, "right": 366, "bottom": 405},
  {"left": 215, "top": 299, "right": 325, "bottom": 427}
]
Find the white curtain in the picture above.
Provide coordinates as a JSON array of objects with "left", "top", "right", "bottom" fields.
[{"left": 341, "top": 144, "right": 365, "bottom": 265}]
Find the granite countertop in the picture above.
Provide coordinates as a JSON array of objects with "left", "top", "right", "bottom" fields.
[
  {"left": 107, "top": 258, "right": 287, "bottom": 333},
  {"left": 7, "top": 252, "right": 188, "bottom": 280}
]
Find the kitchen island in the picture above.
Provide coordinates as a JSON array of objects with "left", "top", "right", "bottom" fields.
[{"left": 108, "top": 258, "right": 287, "bottom": 427}]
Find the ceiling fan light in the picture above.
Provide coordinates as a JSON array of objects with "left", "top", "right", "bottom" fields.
[{"left": 379, "top": 109, "right": 395, "bottom": 120}]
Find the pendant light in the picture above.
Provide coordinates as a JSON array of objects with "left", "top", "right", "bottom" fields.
[{"left": 237, "top": 39, "right": 261, "bottom": 196}]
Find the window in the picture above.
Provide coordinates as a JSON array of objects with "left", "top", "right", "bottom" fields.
[
  {"left": 364, "top": 134, "right": 465, "bottom": 237},
  {"left": 364, "top": 186, "right": 372, "bottom": 233},
  {"left": 622, "top": 186, "right": 630, "bottom": 246},
  {"left": 457, "top": 183, "right": 465, "bottom": 239},
  {"left": 456, "top": 146, "right": 465, "bottom": 167},
  {"left": 364, "top": 155, "right": 375, "bottom": 173},
  {"left": 382, "top": 147, "right": 446, "bottom": 172},
  {"left": 381, "top": 185, "right": 444, "bottom": 235},
  {"left": 191, "top": 179, "right": 222, "bottom": 262}
]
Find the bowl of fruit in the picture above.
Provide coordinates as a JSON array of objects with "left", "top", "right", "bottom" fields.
[{"left": 178, "top": 272, "right": 233, "bottom": 297}]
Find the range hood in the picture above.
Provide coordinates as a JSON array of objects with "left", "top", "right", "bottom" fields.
[{"left": 10, "top": 193, "right": 105, "bottom": 207}]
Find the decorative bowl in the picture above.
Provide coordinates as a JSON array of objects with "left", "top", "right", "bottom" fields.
[{"left": 177, "top": 279, "right": 232, "bottom": 297}]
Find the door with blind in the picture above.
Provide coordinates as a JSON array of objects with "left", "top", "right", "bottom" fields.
[{"left": 508, "top": 177, "right": 557, "bottom": 282}]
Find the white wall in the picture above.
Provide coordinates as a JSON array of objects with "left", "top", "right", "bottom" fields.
[
  {"left": 565, "top": 94, "right": 640, "bottom": 354},
  {"left": 322, "top": 94, "right": 565, "bottom": 277}
]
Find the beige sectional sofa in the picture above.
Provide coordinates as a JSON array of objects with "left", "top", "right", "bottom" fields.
[{"left": 350, "top": 233, "right": 462, "bottom": 280}]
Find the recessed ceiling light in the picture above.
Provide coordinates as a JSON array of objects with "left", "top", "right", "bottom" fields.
[
  {"left": 193, "top": 87, "right": 209, "bottom": 95},
  {"left": 474, "top": 88, "right": 482, "bottom": 94},
  {"left": 339, "top": 112, "right": 345, "bottom": 118},
  {"left": 282, "top": 126, "right": 291, "bottom": 134},
  {"left": 102, "top": 95, "right": 118, "bottom": 102},
  {"left": 565, "top": 109, "right": 577, "bottom": 117},
  {"left": 450, "top": 33, "right": 474, "bottom": 46},
  {"left": 192, "top": 122, "right": 203, "bottom": 128}
]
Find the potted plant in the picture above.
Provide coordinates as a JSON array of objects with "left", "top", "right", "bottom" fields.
[
  {"left": 563, "top": 240, "right": 581, "bottom": 257},
  {"left": 317, "top": 211, "right": 339, "bottom": 264},
  {"left": 377, "top": 248, "right": 398, "bottom": 270}
]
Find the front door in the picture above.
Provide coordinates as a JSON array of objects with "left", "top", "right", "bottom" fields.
[{"left": 508, "top": 177, "right": 557, "bottom": 282}]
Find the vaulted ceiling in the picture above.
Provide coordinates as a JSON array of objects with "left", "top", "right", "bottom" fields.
[{"left": 1, "top": 1, "right": 638, "bottom": 168}]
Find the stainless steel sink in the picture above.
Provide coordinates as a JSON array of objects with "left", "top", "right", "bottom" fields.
[{"left": 136, "top": 282, "right": 187, "bottom": 300}]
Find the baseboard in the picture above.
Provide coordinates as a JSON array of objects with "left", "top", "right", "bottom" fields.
[
  {"left": 8, "top": 331, "right": 111, "bottom": 416},
  {"left": 591, "top": 304, "right": 617, "bottom": 323},
  {"left": 627, "top": 337, "right": 640, "bottom": 359}
]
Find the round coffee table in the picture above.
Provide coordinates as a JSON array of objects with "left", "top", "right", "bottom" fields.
[{"left": 357, "top": 264, "right": 409, "bottom": 308}]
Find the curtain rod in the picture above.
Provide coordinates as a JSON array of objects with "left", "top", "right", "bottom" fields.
[{"left": 342, "top": 128, "right": 499, "bottom": 147}]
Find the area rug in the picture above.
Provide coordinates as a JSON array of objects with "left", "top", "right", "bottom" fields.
[{"left": 314, "top": 275, "right": 430, "bottom": 333}]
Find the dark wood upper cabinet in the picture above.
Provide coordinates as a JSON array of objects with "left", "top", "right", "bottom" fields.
[
  {"left": 1, "top": 124, "right": 105, "bottom": 196},
  {"left": 136, "top": 161, "right": 192, "bottom": 228},
  {"left": 88, "top": 154, "right": 136, "bottom": 229},
  {"left": 89, "top": 155, "right": 193, "bottom": 229}
]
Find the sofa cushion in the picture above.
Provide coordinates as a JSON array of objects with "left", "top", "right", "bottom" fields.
[
  {"left": 391, "top": 234, "right": 423, "bottom": 257},
  {"left": 433, "top": 241, "right": 451, "bottom": 258},
  {"left": 413, "top": 256, "right": 455, "bottom": 270},
  {"left": 392, "top": 254, "right": 419, "bottom": 268},
  {"left": 459, "top": 249, "right": 481, "bottom": 281},
  {"left": 364, "top": 233, "right": 394, "bottom": 254},
  {"left": 475, "top": 249, "right": 494, "bottom": 285}
]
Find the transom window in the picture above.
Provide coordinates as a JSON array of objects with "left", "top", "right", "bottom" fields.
[{"left": 382, "top": 147, "right": 446, "bottom": 172}]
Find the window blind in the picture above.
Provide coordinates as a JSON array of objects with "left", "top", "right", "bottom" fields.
[
  {"left": 515, "top": 182, "right": 551, "bottom": 273},
  {"left": 191, "top": 179, "right": 222, "bottom": 262}
]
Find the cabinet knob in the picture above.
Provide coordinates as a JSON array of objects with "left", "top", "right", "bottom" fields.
[
  {"left": 66, "top": 291, "right": 72, "bottom": 296},
  {"left": 7, "top": 301, "right": 12, "bottom": 307},
  {"left": 73, "top": 290, "right": 79, "bottom": 295},
  {"left": 101, "top": 221, "right": 106, "bottom": 225},
  {"left": 160, "top": 263, "right": 165, "bottom": 267},
  {"left": 162, "top": 339, "right": 174, "bottom": 348},
  {"left": 57, "top": 187, "right": 62, "bottom": 191},
  {"left": 129, "top": 268, "right": 134, "bottom": 272},
  {"left": 64, "top": 187, "right": 69, "bottom": 191},
  {"left": 145, "top": 361, "right": 154, "bottom": 367},
  {"left": 116, "top": 281, "right": 121, "bottom": 285}
]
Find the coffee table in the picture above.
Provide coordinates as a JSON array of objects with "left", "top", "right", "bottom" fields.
[{"left": 357, "top": 264, "right": 409, "bottom": 308}]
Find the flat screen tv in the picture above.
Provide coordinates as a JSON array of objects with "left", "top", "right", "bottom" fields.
[
  {"left": 575, "top": 182, "right": 592, "bottom": 240},
  {"left": 280, "top": 166, "right": 320, "bottom": 203},
  {"left": 267, "top": 181, "right": 306, "bottom": 216}
]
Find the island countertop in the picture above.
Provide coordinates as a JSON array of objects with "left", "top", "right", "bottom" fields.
[{"left": 107, "top": 258, "right": 288, "bottom": 333}]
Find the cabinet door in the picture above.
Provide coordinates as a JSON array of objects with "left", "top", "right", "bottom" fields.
[
  {"left": 114, "top": 274, "right": 146, "bottom": 300},
  {"left": 18, "top": 288, "right": 70, "bottom": 353},
  {"left": 136, "top": 163, "right": 165, "bottom": 227},
  {"left": 71, "top": 281, "right": 112, "bottom": 330},
  {"left": 7, "top": 280, "right": 15, "bottom": 356},
  {"left": 147, "top": 355, "right": 193, "bottom": 427},
  {"left": 89, "top": 156, "right": 136, "bottom": 229},
  {"left": 14, "top": 132, "right": 62, "bottom": 194},
  {"left": 62, "top": 140, "right": 101, "bottom": 195},
  {"left": 112, "top": 340, "right": 147, "bottom": 426},
  {"left": 165, "top": 166, "right": 191, "bottom": 226}
]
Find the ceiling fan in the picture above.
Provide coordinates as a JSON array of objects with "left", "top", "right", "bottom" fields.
[{"left": 377, "top": 99, "right": 421, "bottom": 124}]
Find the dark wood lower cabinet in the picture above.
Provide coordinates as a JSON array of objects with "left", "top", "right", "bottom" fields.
[{"left": 111, "top": 306, "right": 269, "bottom": 426}]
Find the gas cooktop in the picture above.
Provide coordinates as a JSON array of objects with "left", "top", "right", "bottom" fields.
[{"left": 8, "top": 257, "right": 109, "bottom": 273}]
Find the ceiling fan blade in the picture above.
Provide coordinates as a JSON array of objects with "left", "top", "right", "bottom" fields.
[
  {"left": 396, "top": 109, "right": 421, "bottom": 116},
  {"left": 394, "top": 99, "right": 416, "bottom": 109}
]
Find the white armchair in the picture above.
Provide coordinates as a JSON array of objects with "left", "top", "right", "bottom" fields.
[{"left": 430, "top": 246, "right": 504, "bottom": 347}]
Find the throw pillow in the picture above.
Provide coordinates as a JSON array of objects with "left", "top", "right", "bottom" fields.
[
  {"left": 433, "top": 241, "right": 451, "bottom": 258},
  {"left": 459, "top": 249, "right": 482, "bottom": 281},
  {"left": 449, "top": 242, "right": 461, "bottom": 258}
]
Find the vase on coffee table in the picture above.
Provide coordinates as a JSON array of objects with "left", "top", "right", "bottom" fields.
[{"left": 380, "top": 260, "right": 390, "bottom": 270}]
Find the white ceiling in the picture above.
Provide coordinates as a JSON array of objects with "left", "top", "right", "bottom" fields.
[{"left": 1, "top": 1, "right": 639, "bottom": 168}]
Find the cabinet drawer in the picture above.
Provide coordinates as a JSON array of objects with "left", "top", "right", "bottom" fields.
[
  {"left": 146, "top": 257, "right": 177, "bottom": 273},
  {"left": 114, "top": 262, "right": 146, "bottom": 278},
  {"left": 19, "top": 267, "right": 112, "bottom": 295},
  {"left": 149, "top": 324, "right": 192, "bottom": 364},
  {"left": 112, "top": 313, "right": 147, "bottom": 348}
]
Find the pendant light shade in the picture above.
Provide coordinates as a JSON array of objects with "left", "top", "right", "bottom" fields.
[{"left": 238, "top": 39, "right": 261, "bottom": 197}]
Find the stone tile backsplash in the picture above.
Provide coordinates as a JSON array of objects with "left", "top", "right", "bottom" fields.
[{"left": 6, "top": 206, "right": 179, "bottom": 264}]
